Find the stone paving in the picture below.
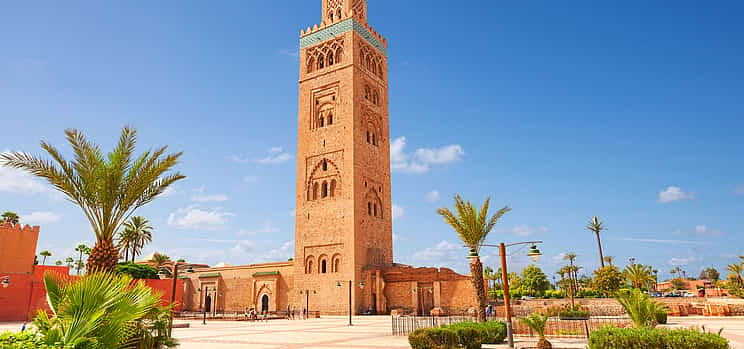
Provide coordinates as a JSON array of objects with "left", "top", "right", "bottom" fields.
[{"left": 3, "top": 316, "right": 744, "bottom": 348}]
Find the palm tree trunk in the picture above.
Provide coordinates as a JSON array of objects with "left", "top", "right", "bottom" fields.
[
  {"left": 596, "top": 232, "right": 605, "bottom": 268},
  {"left": 470, "top": 258, "right": 487, "bottom": 322},
  {"left": 42, "top": 256, "right": 47, "bottom": 265}
]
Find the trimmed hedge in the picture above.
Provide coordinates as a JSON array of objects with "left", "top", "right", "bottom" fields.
[
  {"left": 0, "top": 331, "right": 62, "bottom": 349},
  {"left": 655, "top": 309, "right": 668, "bottom": 325},
  {"left": 588, "top": 327, "right": 729, "bottom": 349},
  {"left": 408, "top": 321, "right": 506, "bottom": 349}
]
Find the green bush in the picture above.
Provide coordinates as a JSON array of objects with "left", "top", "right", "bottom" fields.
[
  {"left": 115, "top": 262, "right": 159, "bottom": 279},
  {"left": 655, "top": 309, "right": 668, "bottom": 325},
  {"left": 408, "top": 321, "right": 506, "bottom": 348},
  {"left": 0, "top": 331, "right": 62, "bottom": 349},
  {"left": 588, "top": 327, "right": 729, "bottom": 349},
  {"left": 558, "top": 309, "right": 590, "bottom": 319}
]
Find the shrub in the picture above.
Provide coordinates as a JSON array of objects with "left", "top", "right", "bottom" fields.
[
  {"left": 115, "top": 262, "right": 160, "bottom": 279},
  {"left": 0, "top": 331, "right": 62, "bottom": 349},
  {"left": 519, "top": 312, "right": 552, "bottom": 349},
  {"left": 558, "top": 309, "right": 590, "bottom": 319},
  {"left": 614, "top": 288, "right": 667, "bottom": 328},
  {"left": 408, "top": 328, "right": 460, "bottom": 349},
  {"left": 408, "top": 321, "right": 506, "bottom": 349},
  {"left": 588, "top": 327, "right": 729, "bottom": 349},
  {"left": 655, "top": 309, "right": 668, "bottom": 325},
  {"left": 445, "top": 321, "right": 506, "bottom": 344}
]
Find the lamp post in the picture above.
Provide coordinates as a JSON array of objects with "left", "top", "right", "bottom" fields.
[
  {"left": 478, "top": 241, "right": 543, "bottom": 349},
  {"left": 299, "top": 289, "right": 316, "bottom": 319},
  {"left": 1, "top": 276, "right": 9, "bottom": 289},
  {"left": 336, "top": 280, "right": 365, "bottom": 326}
]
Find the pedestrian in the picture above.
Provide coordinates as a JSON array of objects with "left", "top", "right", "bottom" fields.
[
  {"left": 21, "top": 323, "right": 26, "bottom": 332},
  {"left": 286, "top": 305, "right": 291, "bottom": 320},
  {"left": 291, "top": 306, "right": 296, "bottom": 320}
]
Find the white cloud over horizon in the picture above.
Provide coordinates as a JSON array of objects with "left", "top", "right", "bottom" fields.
[
  {"left": 511, "top": 225, "right": 549, "bottom": 237},
  {"left": 659, "top": 186, "right": 694, "bottom": 203},
  {"left": 392, "top": 204, "right": 405, "bottom": 220},
  {"left": 425, "top": 190, "right": 441, "bottom": 203},
  {"left": 191, "top": 187, "right": 229, "bottom": 203},
  {"left": 256, "top": 147, "right": 292, "bottom": 164},
  {"left": 22, "top": 211, "right": 62, "bottom": 225},
  {"left": 167, "top": 205, "right": 234, "bottom": 230}
]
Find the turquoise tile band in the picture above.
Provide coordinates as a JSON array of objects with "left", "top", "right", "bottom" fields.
[{"left": 300, "top": 19, "right": 387, "bottom": 56}]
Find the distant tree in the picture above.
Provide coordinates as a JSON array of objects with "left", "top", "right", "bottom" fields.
[
  {"left": 623, "top": 263, "right": 655, "bottom": 290},
  {"left": 74, "top": 260, "right": 85, "bottom": 274},
  {"left": 593, "top": 266, "right": 622, "bottom": 297},
  {"left": 39, "top": 250, "right": 52, "bottom": 265},
  {"left": 700, "top": 267, "right": 721, "bottom": 282},
  {"left": 64, "top": 257, "right": 74, "bottom": 268},
  {"left": 176, "top": 258, "right": 186, "bottom": 263},
  {"left": 55, "top": 260, "right": 63, "bottom": 266},
  {"left": 604, "top": 256, "right": 615, "bottom": 267},
  {"left": 118, "top": 216, "right": 153, "bottom": 262},
  {"left": 152, "top": 253, "right": 171, "bottom": 276},
  {"left": 564, "top": 253, "right": 579, "bottom": 306},
  {"left": 115, "top": 262, "right": 159, "bottom": 279},
  {"left": 74, "top": 244, "right": 90, "bottom": 275},
  {"left": 586, "top": 217, "right": 607, "bottom": 268},
  {"left": 670, "top": 278, "right": 686, "bottom": 290},
  {"left": 437, "top": 195, "right": 511, "bottom": 323},
  {"left": 1, "top": 211, "right": 19, "bottom": 225},
  {"left": 521, "top": 265, "right": 550, "bottom": 296}
]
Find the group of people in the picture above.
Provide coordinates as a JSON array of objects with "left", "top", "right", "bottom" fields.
[
  {"left": 485, "top": 304, "right": 496, "bottom": 317},
  {"left": 285, "top": 305, "right": 310, "bottom": 320},
  {"left": 241, "top": 306, "right": 310, "bottom": 322}
]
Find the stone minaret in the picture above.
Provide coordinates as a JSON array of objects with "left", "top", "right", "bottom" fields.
[{"left": 294, "top": 0, "right": 392, "bottom": 314}]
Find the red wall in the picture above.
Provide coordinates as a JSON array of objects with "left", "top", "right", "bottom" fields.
[{"left": 0, "top": 266, "right": 183, "bottom": 321}]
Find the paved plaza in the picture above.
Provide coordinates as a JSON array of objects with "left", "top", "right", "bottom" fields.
[{"left": 3, "top": 316, "right": 744, "bottom": 348}]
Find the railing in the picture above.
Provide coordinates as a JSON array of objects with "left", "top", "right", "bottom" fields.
[
  {"left": 392, "top": 315, "right": 631, "bottom": 338},
  {"left": 175, "top": 310, "right": 321, "bottom": 321}
]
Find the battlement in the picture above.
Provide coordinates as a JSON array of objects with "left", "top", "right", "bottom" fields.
[
  {"left": 0, "top": 222, "right": 40, "bottom": 233},
  {"left": 300, "top": 10, "right": 387, "bottom": 48}
]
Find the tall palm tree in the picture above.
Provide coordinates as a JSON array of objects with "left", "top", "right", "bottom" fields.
[
  {"left": 1, "top": 127, "right": 185, "bottom": 273},
  {"left": 1, "top": 211, "right": 19, "bottom": 225},
  {"left": 604, "top": 256, "right": 615, "bottom": 267},
  {"left": 564, "top": 253, "right": 578, "bottom": 306},
  {"left": 64, "top": 257, "right": 74, "bottom": 268},
  {"left": 75, "top": 244, "right": 90, "bottom": 275},
  {"left": 437, "top": 195, "right": 510, "bottom": 322},
  {"left": 152, "top": 253, "right": 172, "bottom": 277},
  {"left": 586, "top": 216, "right": 607, "bottom": 268},
  {"left": 623, "top": 263, "right": 655, "bottom": 289},
  {"left": 727, "top": 264, "right": 743, "bottom": 287},
  {"left": 483, "top": 266, "right": 495, "bottom": 297},
  {"left": 119, "top": 216, "right": 153, "bottom": 262},
  {"left": 117, "top": 228, "right": 136, "bottom": 263},
  {"left": 40, "top": 250, "right": 52, "bottom": 265}
]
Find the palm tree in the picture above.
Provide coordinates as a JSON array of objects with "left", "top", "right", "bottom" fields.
[
  {"left": 586, "top": 216, "right": 607, "bottom": 268},
  {"left": 75, "top": 244, "right": 90, "bottom": 275},
  {"left": 604, "top": 256, "right": 615, "bottom": 267},
  {"left": 1, "top": 127, "right": 185, "bottom": 273},
  {"left": 437, "top": 195, "right": 511, "bottom": 322},
  {"left": 118, "top": 216, "right": 153, "bottom": 262},
  {"left": 40, "top": 250, "right": 52, "bottom": 265},
  {"left": 727, "top": 264, "right": 743, "bottom": 288},
  {"left": 519, "top": 311, "right": 552, "bottom": 349},
  {"left": 64, "top": 257, "right": 74, "bottom": 268},
  {"left": 564, "top": 253, "right": 578, "bottom": 307},
  {"left": 55, "top": 260, "right": 63, "bottom": 266},
  {"left": 614, "top": 288, "right": 667, "bottom": 328},
  {"left": 152, "top": 253, "right": 171, "bottom": 277},
  {"left": 1, "top": 211, "right": 19, "bottom": 225},
  {"left": 623, "top": 263, "right": 655, "bottom": 289},
  {"left": 483, "top": 266, "right": 495, "bottom": 297}
]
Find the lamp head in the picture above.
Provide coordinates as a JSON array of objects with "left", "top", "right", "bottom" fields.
[
  {"left": 527, "top": 245, "right": 542, "bottom": 262},
  {"left": 1, "top": 277, "right": 9, "bottom": 288}
]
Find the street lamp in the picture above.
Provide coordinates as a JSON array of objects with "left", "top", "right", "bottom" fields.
[
  {"left": 299, "top": 289, "right": 317, "bottom": 319},
  {"left": 336, "top": 280, "right": 365, "bottom": 326},
  {"left": 1, "top": 276, "right": 9, "bottom": 288},
  {"left": 478, "top": 241, "right": 543, "bottom": 349}
]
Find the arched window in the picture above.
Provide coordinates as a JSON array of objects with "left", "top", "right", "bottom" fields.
[
  {"left": 329, "top": 13, "right": 334, "bottom": 22},
  {"left": 321, "top": 260, "right": 327, "bottom": 274},
  {"left": 307, "top": 58, "right": 315, "bottom": 73},
  {"left": 374, "top": 204, "right": 378, "bottom": 217},
  {"left": 365, "top": 86, "right": 369, "bottom": 100},
  {"left": 372, "top": 134, "right": 376, "bottom": 145},
  {"left": 372, "top": 93, "right": 377, "bottom": 105},
  {"left": 320, "top": 117, "right": 324, "bottom": 127},
  {"left": 333, "top": 258, "right": 340, "bottom": 272},
  {"left": 366, "top": 131, "right": 370, "bottom": 143},
  {"left": 322, "top": 160, "right": 328, "bottom": 171},
  {"left": 328, "top": 52, "right": 334, "bottom": 65},
  {"left": 368, "top": 202, "right": 372, "bottom": 215},
  {"left": 322, "top": 181, "right": 328, "bottom": 198},
  {"left": 330, "top": 180, "right": 337, "bottom": 197},
  {"left": 328, "top": 114, "right": 333, "bottom": 125},
  {"left": 307, "top": 259, "right": 314, "bottom": 274},
  {"left": 313, "top": 182, "right": 319, "bottom": 200},
  {"left": 319, "top": 56, "right": 325, "bottom": 69},
  {"left": 336, "top": 47, "right": 343, "bottom": 63},
  {"left": 337, "top": 9, "right": 342, "bottom": 20}
]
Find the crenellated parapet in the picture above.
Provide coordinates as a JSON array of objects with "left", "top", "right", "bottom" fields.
[{"left": 0, "top": 222, "right": 40, "bottom": 234}]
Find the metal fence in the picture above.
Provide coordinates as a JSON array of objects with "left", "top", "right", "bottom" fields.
[
  {"left": 175, "top": 310, "right": 321, "bottom": 321},
  {"left": 392, "top": 315, "right": 631, "bottom": 338}
]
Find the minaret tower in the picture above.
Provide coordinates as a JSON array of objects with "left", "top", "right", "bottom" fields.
[{"left": 294, "top": 0, "right": 392, "bottom": 314}]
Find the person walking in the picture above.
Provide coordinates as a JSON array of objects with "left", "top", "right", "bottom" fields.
[{"left": 291, "top": 306, "right": 296, "bottom": 320}]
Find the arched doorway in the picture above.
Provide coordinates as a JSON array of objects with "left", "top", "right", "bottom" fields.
[{"left": 261, "top": 294, "right": 270, "bottom": 313}]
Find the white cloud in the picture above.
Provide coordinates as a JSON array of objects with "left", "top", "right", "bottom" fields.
[
  {"left": 659, "top": 186, "right": 694, "bottom": 203},
  {"left": 256, "top": 147, "right": 292, "bottom": 165},
  {"left": 610, "top": 237, "right": 711, "bottom": 245},
  {"left": 243, "top": 176, "right": 258, "bottom": 183},
  {"left": 230, "top": 155, "right": 252, "bottom": 164},
  {"left": 552, "top": 252, "right": 569, "bottom": 263},
  {"left": 674, "top": 225, "right": 723, "bottom": 237},
  {"left": 190, "top": 187, "right": 229, "bottom": 203},
  {"left": 511, "top": 225, "right": 549, "bottom": 237},
  {"left": 390, "top": 137, "right": 464, "bottom": 174},
  {"left": 22, "top": 211, "right": 62, "bottom": 225},
  {"left": 669, "top": 255, "right": 702, "bottom": 266},
  {"left": 229, "top": 241, "right": 256, "bottom": 255},
  {"left": 160, "top": 186, "right": 178, "bottom": 198},
  {"left": 0, "top": 157, "right": 49, "bottom": 195},
  {"left": 392, "top": 204, "right": 405, "bottom": 220},
  {"left": 425, "top": 190, "right": 441, "bottom": 203},
  {"left": 236, "top": 220, "right": 279, "bottom": 236},
  {"left": 393, "top": 233, "right": 406, "bottom": 242},
  {"left": 410, "top": 240, "right": 464, "bottom": 269},
  {"left": 167, "top": 205, "right": 233, "bottom": 230}
]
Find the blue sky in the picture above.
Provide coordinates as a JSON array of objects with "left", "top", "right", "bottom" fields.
[{"left": 1, "top": 1, "right": 743, "bottom": 281}]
